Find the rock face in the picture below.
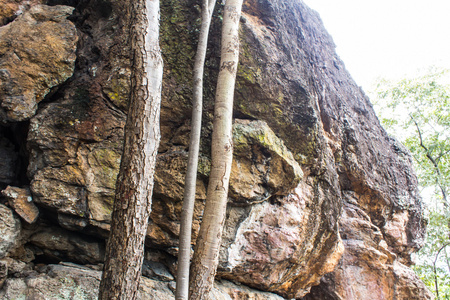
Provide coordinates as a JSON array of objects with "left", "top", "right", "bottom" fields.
[
  {"left": 0, "top": 204, "right": 20, "bottom": 259},
  {"left": 0, "top": 0, "right": 432, "bottom": 299},
  {"left": 0, "top": 0, "right": 45, "bottom": 26},
  {"left": 0, "top": 4, "right": 77, "bottom": 122},
  {"left": 0, "top": 262, "right": 285, "bottom": 299},
  {"left": 304, "top": 196, "right": 433, "bottom": 299}
]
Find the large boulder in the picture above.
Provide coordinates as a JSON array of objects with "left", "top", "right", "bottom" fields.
[
  {"left": 304, "top": 195, "right": 433, "bottom": 299},
  {"left": 0, "top": 0, "right": 429, "bottom": 298},
  {"left": 0, "top": 4, "right": 77, "bottom": 122},
  {"left": 0, "top": 0, "right": 45, "bottom": 26},
  {"left": 2, "top": 186, "right": 39, "bottom": 224}
]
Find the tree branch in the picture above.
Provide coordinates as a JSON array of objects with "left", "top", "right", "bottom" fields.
[
  {"left": 433, "top": 242, "right": 450, "bottom": 300},
  {"left": 411, "top": 115, "right": 448, "bottom": 206}
]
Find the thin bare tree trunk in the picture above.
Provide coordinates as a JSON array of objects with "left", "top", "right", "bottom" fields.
[
  {"left": 411, "top": 117, "right": 448, "bottom": 205},
  {"left": 189, "top": 0, "right": 243, "bottom": 298},
  {"left": 98, "top": 0, "right": 163, "bottom": 299},
  {"left": 175, "top": 0, "right": 216, "bottom": 299}
]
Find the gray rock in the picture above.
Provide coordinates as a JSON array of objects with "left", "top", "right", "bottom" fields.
[
  {"left": 0, "top": 263, "right": 284, "bottom": 299},
  {"left": 29, "top": 226, "right": 105, "bottom": 265},
  {"left": 0, "top": 204, "right": 20, "bottom": 259},
  {"left": 142, "top": 261, "right": 174, "bottom": 282}
]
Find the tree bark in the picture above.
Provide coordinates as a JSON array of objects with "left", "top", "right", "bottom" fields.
[
  {"left": 98, "top": 0, "right": 162, "bottom": 299},
  {"left": 189, "top": 0, "right": 243, "bottom": 298},
  {"left": 175, "top": 0, "right": 216, "bottom": 299}
]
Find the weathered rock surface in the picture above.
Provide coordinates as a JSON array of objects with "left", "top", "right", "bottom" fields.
[
  {"left": 0, "top": 4, "right": 77, "bottom": 122},
  {"left": 230, "top": 119, "right": 303, "bottom": 203},
  {"left": 0, "top": 0, "right": 431, "bottom": 299},
  {"left": 2, "top": 186, "right": 39, "bottom": 224},
  {"left": 220, "top": 184, "right": 344, "bottom": 296},
  {"left": 0, "top": 262, "right": 286, "bottom": 299},
  {"left": 0, "top": 204, "right": 20, "bottom": 259},
  {"left": 28, "top": 226, "right": 105, "bottom": 264},
  {"left": 0, "top": 0, "right": 45, "bottom": 26},
  {"left": 304, "top": 196, "right": 433, "bottom": 299}
]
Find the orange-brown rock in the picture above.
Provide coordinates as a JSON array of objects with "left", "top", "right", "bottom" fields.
[
  {"left": 2, "top": 186, "right": 39, "bottom": 224},
  {"left": 304, "top": 196, "right": 433, "bottom": 300},
  {"left": 0, "top": 4, "right": 77, "bottom": 122},
  {"left": 0, "top": 0, "right": 45, "bottom": 26}
]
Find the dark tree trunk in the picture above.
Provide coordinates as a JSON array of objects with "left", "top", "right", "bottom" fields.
[{"left": 98, "top": 0, "right": 163, "bottom": 299}]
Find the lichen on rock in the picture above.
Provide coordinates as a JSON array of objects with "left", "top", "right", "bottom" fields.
[{"left": 231, "top": 119, "right": 303, "bottom": 203}]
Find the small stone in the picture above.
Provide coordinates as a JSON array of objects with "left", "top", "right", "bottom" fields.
[{"left": 2, "top": 186, "right": 39, "bottom": 224}]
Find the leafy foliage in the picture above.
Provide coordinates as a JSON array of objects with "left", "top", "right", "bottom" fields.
[{"left": 372, "top": 67, "right": 450, "bottom": 299}]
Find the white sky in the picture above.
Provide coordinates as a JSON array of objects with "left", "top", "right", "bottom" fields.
[{"left": 302, "top": 0, "right": 450, "bottom": 91}]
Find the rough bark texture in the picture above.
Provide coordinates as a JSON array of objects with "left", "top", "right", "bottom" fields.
[
  {"left": 0, "top": 0, "right": 431, "bottom": 299},
  {"left": 176, "top": 0, "right": 215, "bottom": 298},
  {"left": 98, "top": 0, "right": 162, "bottom": 299},
  {"left": 189, "top": 0, "right": 243, "bottom": 298}
]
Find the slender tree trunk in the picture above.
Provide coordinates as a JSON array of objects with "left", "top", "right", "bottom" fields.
[
  {"left": 175, "top": 0, "right": 216, "bottom": 299},
  {"left": 98, "top": 0, "right": 163, "bottom": 299},
  {"left": 189, "top": 0, "right": 243, "bottom": 298},
  {"left": 412, "top": 117, "right": 448, "bottom": 205},
  {"left": 432, "top": 242, "right": 450, "bottom": 300}
]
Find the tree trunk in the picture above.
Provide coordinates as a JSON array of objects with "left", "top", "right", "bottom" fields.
[
  {"left": 189, "top": 0, "right": 243, "bottom": 298},
  {"left": 98, "top": 0, "right": 163, "bottom": 299},
  {"left": 175, "top": 0, "right": 216, "bottom": 299}
]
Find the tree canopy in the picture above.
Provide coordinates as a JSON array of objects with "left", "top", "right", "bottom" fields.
[{"left": 373, "top": 67, "right": 450, "bottom": 299}]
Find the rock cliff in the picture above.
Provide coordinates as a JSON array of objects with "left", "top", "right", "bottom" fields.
[{"left": 0, "top": 0, "right": 433, "bottom": 299}]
